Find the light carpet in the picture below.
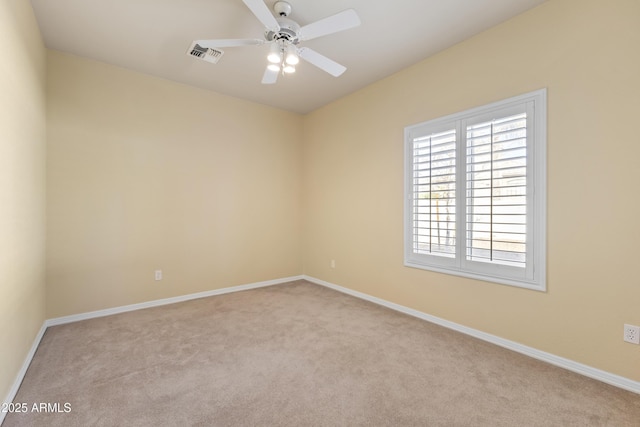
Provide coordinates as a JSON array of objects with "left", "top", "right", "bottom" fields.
[{"left": 3, "top": 280, "right": 639, "bottom": 426}]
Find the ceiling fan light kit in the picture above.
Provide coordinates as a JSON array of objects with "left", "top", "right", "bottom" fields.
[
  {"left": 190, "top": 0, "right": 361, "bottom": 84},
  {"left": 266, "top": 39, "right": 299, "bottom": 74}
]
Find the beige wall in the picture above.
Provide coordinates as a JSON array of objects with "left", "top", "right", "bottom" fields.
[
  {"left": 46, "top": 51, "right": 303, "bottom": 318},
  {"left": 0, "top": 0, "right": 46, "bottom": 401},
  {"left": 303, "top": 0, "right": 640, "bottom": 381}
]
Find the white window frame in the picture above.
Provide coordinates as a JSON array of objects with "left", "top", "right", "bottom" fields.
[{"left": 404, "top": 89, "right": 546, "bottom": 291}]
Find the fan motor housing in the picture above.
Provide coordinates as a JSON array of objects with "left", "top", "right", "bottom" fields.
[{"left": 265, "top": 17, "right": 300, "bottom": 44}]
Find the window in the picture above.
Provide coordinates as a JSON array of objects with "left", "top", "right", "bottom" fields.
[{"left": 404, "top": 89, "right": 546, "bottom": 291}]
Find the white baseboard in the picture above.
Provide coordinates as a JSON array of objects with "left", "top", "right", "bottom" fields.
[
  {"left": 1, "top": 323, "right": 47, "bottom": 425},
  {"left": 46, "top": 275, "right": 304, "bottom": 327},
  {"left": 2, "top": 274, "right": 304, "bottom": 421},
  {"left": 303, "top": 275, "right": 640, "bottom": 395}
]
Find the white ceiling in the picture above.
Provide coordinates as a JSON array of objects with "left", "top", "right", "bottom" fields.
[{"left": 30, "top": 0, "right": 546, "bottom": 114}]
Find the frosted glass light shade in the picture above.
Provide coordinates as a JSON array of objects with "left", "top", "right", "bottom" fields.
[
  {"left": 267, "top": 43, "right": 282, "bottom": 63},
  {"left": 285, "top": 45, "right": 299, "bottom": 65}
]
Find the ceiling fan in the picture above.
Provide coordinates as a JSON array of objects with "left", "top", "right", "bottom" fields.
[{"left": 190, "top": 0, "right": 361, "bottom": 84}]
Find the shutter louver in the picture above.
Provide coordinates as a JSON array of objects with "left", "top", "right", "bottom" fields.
[{"left": 466, "top": 113, "right": 527, "bottom": 268}]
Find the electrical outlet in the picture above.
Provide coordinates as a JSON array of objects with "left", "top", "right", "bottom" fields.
[
  {"left": 330, "top": 259, "right": 336, "bottom": 269},
  {"left": 623, "top": 324, "right": 640, "bottom": 344},
  {"left": 154, "top": 270, "right": 162, "bottom": 281}
]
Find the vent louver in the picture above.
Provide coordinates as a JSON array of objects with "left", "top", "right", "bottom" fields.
[{"left": 187, "top": 42, "right": 224, "bottom": 64}]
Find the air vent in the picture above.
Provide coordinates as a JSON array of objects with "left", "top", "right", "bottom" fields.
[{"left": 187, "top": 42, "right": 224, "bottom": 64}]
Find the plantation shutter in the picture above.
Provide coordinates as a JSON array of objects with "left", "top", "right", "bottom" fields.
[
  {"left": 465, "top": 112, "right": 528, "bottom": 268},
  {"left": 405, "top": 89, "right": 545, "bottom": 290}
]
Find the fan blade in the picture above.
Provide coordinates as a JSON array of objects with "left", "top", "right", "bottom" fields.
[
  {"left": 299, "top": 9, "right": 361, "bottom": 41},
  {"left": 297, "top": 47, "right": 346, "bottom": 77},
  {"left": 242, "top": 0, "right": 279, "bottom": 32},
  {"left": 262, "top": 66, "right": 279, "bottom": 84},
  {"left": 195, "top": 39, "right": 264, "bottom": 48}
]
